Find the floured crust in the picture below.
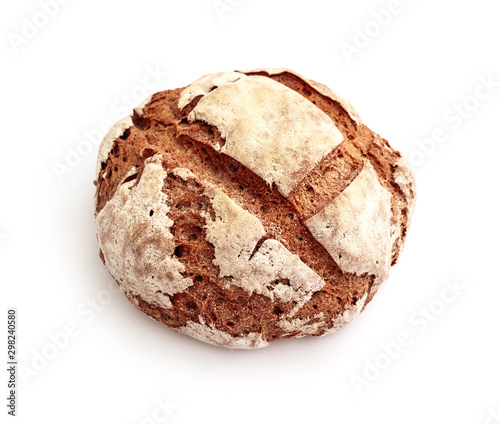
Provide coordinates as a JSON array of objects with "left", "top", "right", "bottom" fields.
[
  {"left": 178, "top": 71, "right": 245, "bottom": 110},
  {"left": 134, "top": 94, "right": 154, "bottom": 117},
  {"left": 94, "top": 68, "right": 416, "bottom": 349},
  {"left": 177, "top": 318, "right": 268, "bottom": 349},
  {"left": 172, "top": 167, "right": 196, "bottom": 181},
  {"left": 186, "top": 74, "right": 344, "bottom": 196},
  {"left": 203, "top": 185, "right": 324, "bottom": 310},
  {"left": 96, "top": 115, "right": 133, "bottom": 179},
  {"left": 96, "top": 156, "right": 193, "bottom": 310},
  {"left": 393, "top": 157, "right": 417, "bottom": 222},
  {"left": 239, "top": 68, "right": 361, "bottom": 126},
  {"left": 305, "top": 161, "right": 392, "bottom": 284}
]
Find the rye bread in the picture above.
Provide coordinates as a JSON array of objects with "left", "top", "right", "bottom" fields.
[{"left": 94, "top": 68, "right": 416, "bottom": 349}]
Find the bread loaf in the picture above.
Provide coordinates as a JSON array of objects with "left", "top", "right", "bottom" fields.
[{"left": 94, "top": 68, "right": 416, "bottom": 349}]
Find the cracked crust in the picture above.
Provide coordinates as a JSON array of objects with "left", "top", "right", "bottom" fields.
[
  {"left": 186, "top": 74, "right": 344, "bottom": 196},
  {"left": 202, "top": 185, "right": 324, "bottom": 313},
  {"left": 305, "top": 161, "right": 392, "bottom": 285},
  {"left": 95, "top": 156, "right": 193, "bottom": 310},
  {"left": 94, "top": 68, "right": 416, "bottom": 349}
]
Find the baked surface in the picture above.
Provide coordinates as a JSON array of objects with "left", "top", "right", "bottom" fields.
[{"left": 94, "top": 68, "right": 416, "bottom": 349}]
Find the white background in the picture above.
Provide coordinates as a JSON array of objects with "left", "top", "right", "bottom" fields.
[{"left": 2, "top": 0, "right": 500, "bottom": 423}]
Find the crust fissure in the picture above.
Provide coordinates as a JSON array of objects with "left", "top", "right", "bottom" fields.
[
  {"left": 201, "top": 185, "right": 325, "bottom": 315},
  {"left": 95, "top": 155, "right": 193, "bottom": 310},
  {"left": 305, "top": 161, "right": 393, "bottom": 285},
  {"left": 180, "top": 73, "right": 344, "bottom": 197}
]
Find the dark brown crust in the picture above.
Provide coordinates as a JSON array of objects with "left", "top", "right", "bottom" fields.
[{"left": 95, "top": 72, "right": 413, "bottom": 343}]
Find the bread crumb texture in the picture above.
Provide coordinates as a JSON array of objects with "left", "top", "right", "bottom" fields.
[{"left": 94, "top": 68, "right": 416, "bottom": 349}]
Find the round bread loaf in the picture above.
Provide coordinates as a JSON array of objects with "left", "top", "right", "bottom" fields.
[{"left": 94, "top": 68, "right": 416, "bottom": 349}]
